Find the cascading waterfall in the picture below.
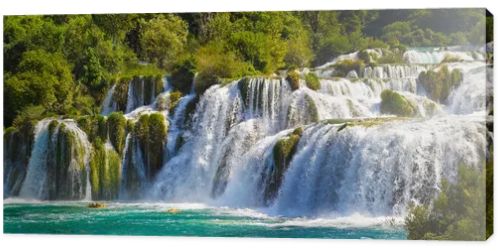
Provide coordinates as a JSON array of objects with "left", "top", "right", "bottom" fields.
[
  {"left": 18, "top": 119, "right": 92, "bottom": 200},
  {"left": 101, "top": 84, "right": 117, "bottom": 116},
  {"left": 5, "top": 46, "right": 491, "bottom": 221},
  {"left": 269, "top": 115, "right": 487, "bottom": 217},
  {"left": 18, "top": 120, "right": 52, "bottom": 199}
]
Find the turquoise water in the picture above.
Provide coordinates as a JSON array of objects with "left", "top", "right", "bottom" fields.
[{"left": 4, "top": 202, "right": 406, "bottom": 239}]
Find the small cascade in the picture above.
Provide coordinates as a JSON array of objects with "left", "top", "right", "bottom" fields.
[
  {"left": 404, "top": 48, "right": 485, "bottom": 64},
  {"left": 18, "top": 120, "right": 52, "bottom": 199},
  {"left": 241, "top": 78, "right": 291, "bottom": 132},
  {"left": 120, "top": 134, "right": 148, "bottom": 199},
  {"left": 101, "top": 84, "right": 117, "bottom": 115},
  {"left": 447, "top": 64, "right": 493, "bottom": 114},
  {"left": 166, "top": 94, "right": 196, "bottom": 157},
  {"left": 19, "top": 119, "right": 91, "bottom": 200}
]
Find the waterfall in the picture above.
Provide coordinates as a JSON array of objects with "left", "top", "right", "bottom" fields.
[
  {"left": 404, "top": 48, "right": 485, "bottom": 64},
  {"left": 101, "top": 84, "right": 117, "bottom": 115},
  {"left": 166, "top": 94, "right": 196, "bottom": 157},
  {"left": 18, "top": 120, "right": 52, "bottom": 199},
  {"left": 447, "top": 63, "right": 493, "bottom": 114},
  {"left": 19, "top": 119, "right": 92, "bottom": 200},
  {"left": 270, "top": 115, "right": 487, "bottom": 217},
  {"left": 5, "top": 46, "right": 491, "bottom": 220}
]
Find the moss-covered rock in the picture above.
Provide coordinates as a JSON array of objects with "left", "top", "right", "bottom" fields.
[
  {"left": 380, "top": 89, "right": 417, "bottom": 117},
  {"left": 96, "top": 115, "right": 108, "bottom": 140},
  {"left": 264, "top": 127, "right": 303, "bottom": 203},
  {"left": 286, "top": 70, "right": 300, "bottom": 91},
  {"left": 418, "top": 66, "right": 463, "bottom": 103},
  {"left": 112, "top": 77, "right": 131, "bottom": 112},
  {"left": 377, "top": 49, "right": 405, "bottom": 64},
  {"left": 126, "top": 119, "right": 135, "bottom": 134},
  {"left": 46, "top": 123, "right": 88, "bottom": 200},
  {"left": 168, "top": 91, "right": 183, "bottom": 114},
  {"left": 76, "top": 116, "right": 93, "bottom": 137},
  {"left": 3, "top": 121, "right": 35, "bottom": 197},
  {"left": 333, "top": 59, "right": 365, "bottom": 78},
  {"left": 324, "top": 117, "right": 409, "bottom": 131},
  {"left": 304, "top": 94, "right": 320, "bottom": 123},
  {"left": 305, "top": 72, "right": 320, "bottom": 91},
  {"left": 90, "top": 138, "right": 121, "bottom": 200},
  {"left": 357, "top": 49, "right": 380, "bottom": 67},
  {"left": 107, "top": 112, "right": 127, "bottom": 155},
  {"left": 76, "top": 115, "right": 111, "bottom": 144},
  {"left": 133, "top": 113, "right": 168, "bottom": 180}
]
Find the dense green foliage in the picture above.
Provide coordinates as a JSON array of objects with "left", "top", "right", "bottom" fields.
[
  {"left": 418, "top": 66, "right": 463, "bottom": 103},
  {"left": 405, "top": 159, "right": 492, "bottom": 240},
  {"left": 286, "top": 70, "right": 301, "bottom": 91},
  {"left": 4, "top": 10, "right": 488, "bottom": 127},
  {"left": 380, "top": 89, "right": 417, "bottom": 117}
]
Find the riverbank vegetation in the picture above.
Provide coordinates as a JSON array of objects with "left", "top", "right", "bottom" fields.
[
  {"left": 4, "top": 10, "right": 491, "bottom": 128},
  {"left": 404, "top": 147, "right": 493, "bottom": 240}
]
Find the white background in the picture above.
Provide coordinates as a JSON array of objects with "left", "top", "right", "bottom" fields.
[{"left": 0, "top": 0, "right": 498, "bottom": 250}]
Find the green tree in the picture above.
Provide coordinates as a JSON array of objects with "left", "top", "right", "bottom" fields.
[
  {"left": 140, "top": 15, "right": 188, "bottom": 69},
  {"left": 405, "top": 165, "right": 488, "bottom": 240},
  {"left": 4, "top": 49, "right": 74, "bottom": 125}
]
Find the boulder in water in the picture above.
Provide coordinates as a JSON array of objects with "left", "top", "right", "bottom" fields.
[{"left": 88, "top": 202, "right": 106, "bottom": 208}]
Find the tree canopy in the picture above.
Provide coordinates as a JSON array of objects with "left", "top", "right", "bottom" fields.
[{"left": 3, "top": 9, "right": 490, "bottom": 127}]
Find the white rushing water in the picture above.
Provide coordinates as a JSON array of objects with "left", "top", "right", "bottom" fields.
[
  {"left": 7, "top": 46, "right": 492, "bottom": 221},
  {"left": 19, "top": 119, "right": 92, "bottom": 200}
]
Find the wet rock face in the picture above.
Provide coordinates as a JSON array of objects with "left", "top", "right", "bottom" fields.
[{"left": 3, "top": 122, "right": 35, "bottom": 197}]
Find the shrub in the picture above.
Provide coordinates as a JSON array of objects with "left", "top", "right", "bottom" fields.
[
  {"left": 195, "top": 41, "right": 254, "bottom": 95},
  {"left": 194, "top": 72, "right": 220, "bottom": 95},
  {"left": 380, "top": 89, "right": 417, "bottom": 117},
  {"left": 305, "top": 72, "right": 320, "bottom": 91},
  {"left": 418, "top": 66, "right": 463, "bottom": 103},
  {"left": 170, "top": 58, "right": 196, "bottom": 94},
  {"left": 405, "top": 164, "right": 489, "bottom": 240},
  {"left": 286, "top": 70, "right": 300, "bottom": 91}
]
